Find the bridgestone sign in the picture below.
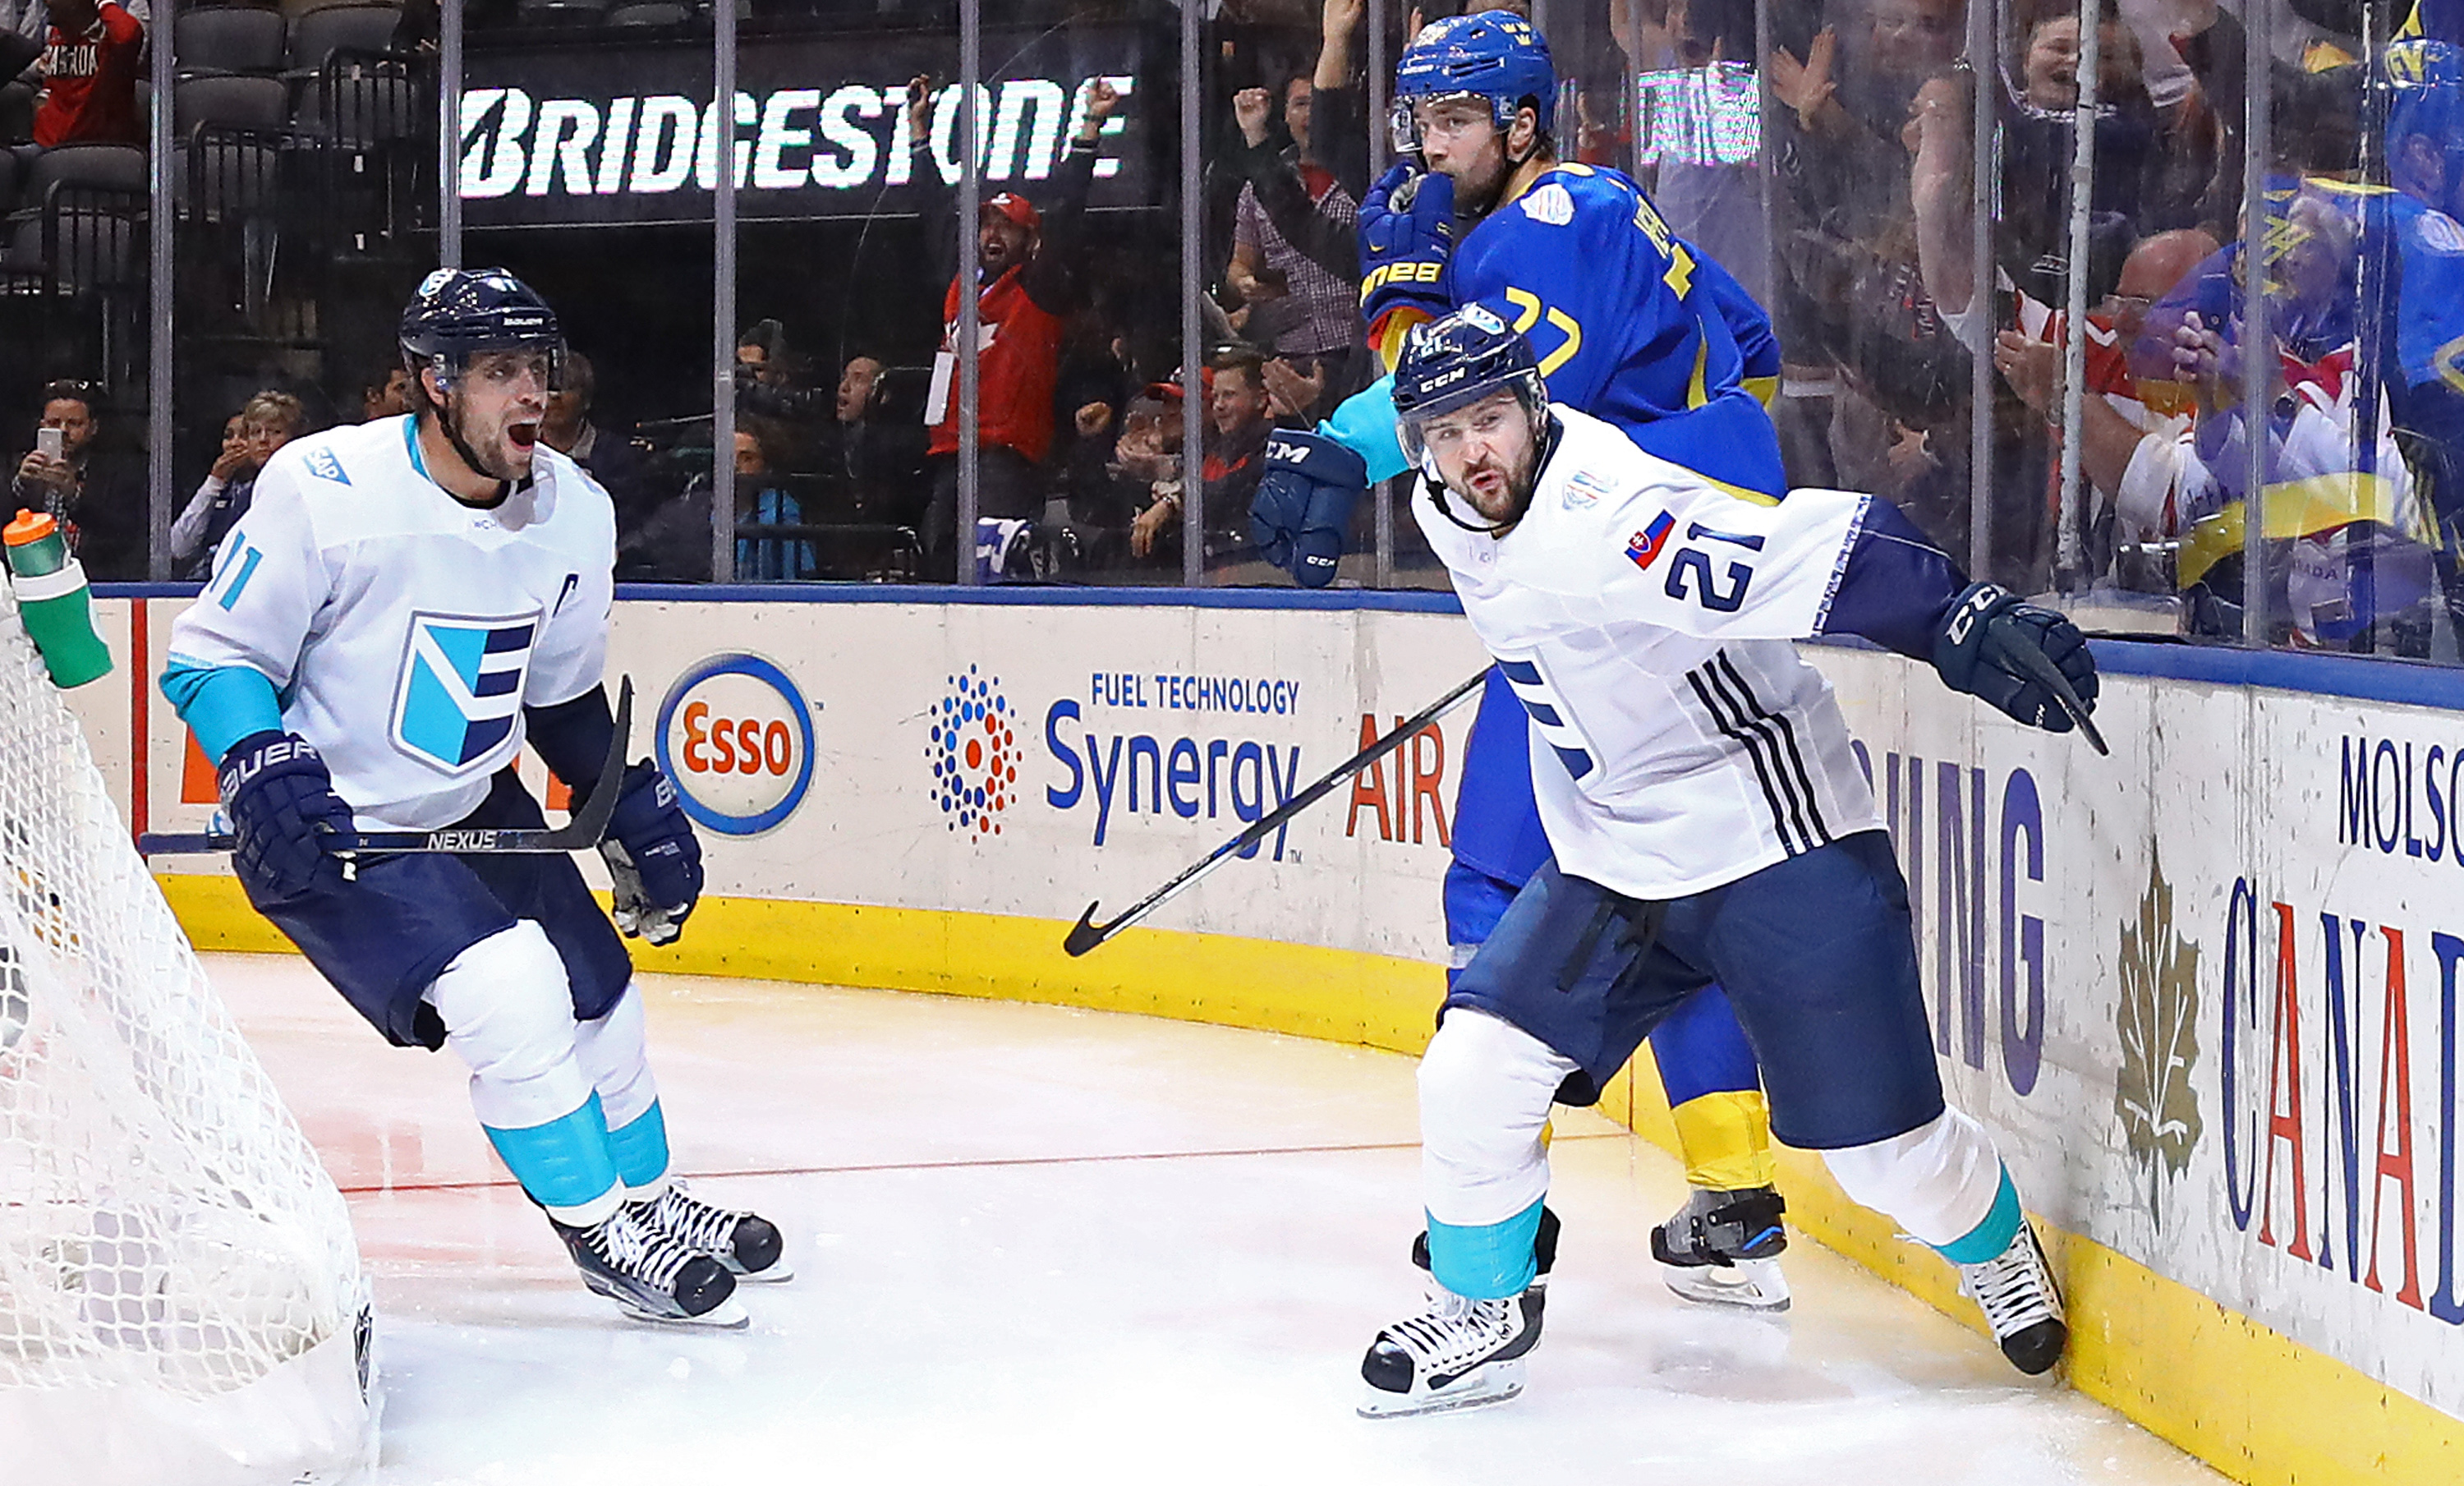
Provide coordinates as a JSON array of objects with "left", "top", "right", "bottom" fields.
[{"left": 457, "top": 25, "right": 1152, "bottom": 226}]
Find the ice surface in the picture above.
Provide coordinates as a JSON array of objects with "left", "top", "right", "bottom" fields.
[{"left": 209, "top": 953, "right": 2223, "bottom": 1486}]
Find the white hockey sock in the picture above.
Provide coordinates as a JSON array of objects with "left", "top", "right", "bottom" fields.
[
  {"left": 1820, "top": 1106, "right": 2007, "bottom": 1249},
  {"left": 1419, "top": 1009, "right": 1574, "bottom": 1231}
]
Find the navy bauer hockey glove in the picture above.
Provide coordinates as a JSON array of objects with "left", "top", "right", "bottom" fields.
[
  {"left": 600, "top": 762, "right": 702, "bottom": 945},
  {"left": 1932, "top": 583, "right": 2099, "bottom": 734},
  {"left": 1252, "top": 429, "right": 1369, "bottom": 588},
  {"left": 1358, "top": 163, "right": 1455, "bottom": 338},
  {"left": 218, "top": 731, "right": 354, "bottom": 901}
]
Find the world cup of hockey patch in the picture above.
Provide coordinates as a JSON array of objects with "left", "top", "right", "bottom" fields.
[
  {"left": 1564, "top": 469, "right": 1611, "bottom": 509},
  {"left": 1625, "top": 510, "right": 1676, "bottom": 570},
  {"left": 390, "top": 610, "right": 542, "bottom": 773}
]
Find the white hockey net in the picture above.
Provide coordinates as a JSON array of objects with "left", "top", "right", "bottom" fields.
[{"left": 0, "top": 592, "right": 370, "bottom": 1479}]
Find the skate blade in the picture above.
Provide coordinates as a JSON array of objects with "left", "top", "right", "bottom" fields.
[
  {"left": 1356, "top": 1359, "right": 1525, "bottom": 1419},
  {"left": 1661, "top": 1258, "right": 1791, "bottom": 1312},
  {"left": 729, "top": 1258, "right": 795, "bottom": 1284},
  {"left": 617, "top": 1295, "right": 751, "bottom": 1330}
]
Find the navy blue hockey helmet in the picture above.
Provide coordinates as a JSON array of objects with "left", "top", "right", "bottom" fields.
[
  {"left": 1393, "top": 306, "right": 1551, "bottom": 529},
  {"left": 1393, "top": 10, "right": 1557, "bottom": 148},
  {"left": 399, "top": 268, "right": 563, "bottom": 388}
]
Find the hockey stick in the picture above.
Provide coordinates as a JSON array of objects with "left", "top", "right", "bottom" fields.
[
  {"left": 1985, "top": 628, "right": 2110, "bottom": 757},
  {"left": 1063, "top": 668, "right": 1488, "bottom": 957},
  {"left": 138, "top": 678, "right": 635, "bottom": 857}
]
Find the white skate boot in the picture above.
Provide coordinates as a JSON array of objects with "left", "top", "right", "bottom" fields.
[
  {"left": 552, "top": 1204, "right": 747, "bottom": 1329},
  {"left": 1359, "top": 1209, "right": 1558, "bottom": 1418},
  {"left": 1957, "top": 1218, "right": 2066, "bottom": 1374},
  {"left": 633, "top": 1181, "right": 793, "bottom": 1282},
  {"left": 1650, "top": 1185, "right": 1791, "bottom": 1311}
]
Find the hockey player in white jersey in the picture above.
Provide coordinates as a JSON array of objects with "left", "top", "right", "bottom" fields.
[
  {"left": 1358, "top": 308, "right": 2093, "bottom": 1415},
  {"left": 159, "top": 269, "right": 788, "bottom": 1327}
]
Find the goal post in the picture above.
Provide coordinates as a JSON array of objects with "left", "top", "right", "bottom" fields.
[{"left": 0, "top": 592, "right": 374, "bottom": 1484}]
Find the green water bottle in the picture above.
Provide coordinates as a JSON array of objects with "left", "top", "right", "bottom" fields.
[{"left": 4, "top": 510, "right": 112, "bottom": 689}]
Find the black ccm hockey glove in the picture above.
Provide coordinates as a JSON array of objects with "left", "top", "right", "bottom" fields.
[
  {"left": 218, "top": 731, "right": 355, "bottom": 902},
  {"left": 599, "top": 762, "right": 702, "bottom": 945},
  {"left": 1932, "top": 582, "right": 2100, "bottom": 735}
]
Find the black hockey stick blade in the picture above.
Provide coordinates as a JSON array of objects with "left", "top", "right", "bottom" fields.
[
  {"left": 140, "top": 678, "right": 636, "bottom": 856},
  {"left": 1063, "top": 903, "right": 1106, "bottom": 957},
  {"left": 1062, "top": 668, "right": 1489, "bottom": 957},
  {"left": 1992, "top": 628, "right": 2108, "bottom": 757}
]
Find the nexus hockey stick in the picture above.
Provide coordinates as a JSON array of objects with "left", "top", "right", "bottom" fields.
[
  {"left": 1064, "top": 669, "right": 1487, "bottom": 957},
  {"left": 139, "top": 678, "right": 634, "bottom": 857}
]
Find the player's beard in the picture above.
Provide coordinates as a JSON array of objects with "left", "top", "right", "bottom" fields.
[
  {"left": 1454, "top": 445, "right": 1536, "bottom": 531},
  {"left": 447, "top": 391, "right": 540, "bottom": 484}
]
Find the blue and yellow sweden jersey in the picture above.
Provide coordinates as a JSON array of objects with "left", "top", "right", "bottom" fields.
[{"left": 1451, "top": 163, "right": 1786, "bottom": 496}]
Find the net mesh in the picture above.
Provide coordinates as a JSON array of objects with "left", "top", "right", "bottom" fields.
[{"left": 0, "top": 593, "right": 363, "bottom": 1398}]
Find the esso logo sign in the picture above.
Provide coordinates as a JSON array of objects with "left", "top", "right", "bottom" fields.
[{"left": 653, "top": 654, "right": 816, "bottom": 836}]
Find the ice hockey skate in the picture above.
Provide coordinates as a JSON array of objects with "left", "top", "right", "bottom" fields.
[
  {"left": 1957, "top": 1218, "right": 2066, "bottom": 1374},
  {"left": 554, "top": 1205, "right": 747, "bottom": 1329},
  {"left": 633, "top": 1181, "right": 793, "bottom": 1282},
  {"left": 1358, "top": 1279, "right": 1545, "bottom": 1418},
  {"left": 1650, "top": 1185, "right": 1791, "bottom": 1311}
]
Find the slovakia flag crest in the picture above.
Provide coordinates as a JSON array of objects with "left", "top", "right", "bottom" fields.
[{"left": 1625, "top": 511, "right": 1676, "bottom": 571}]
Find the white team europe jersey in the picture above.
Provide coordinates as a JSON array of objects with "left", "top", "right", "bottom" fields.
[
  {"left": 168, "top": 416, "right": 616, "bottom": 830},
  {"left": 1414, "top": 406, "right": 1887, "bottom": 899}
]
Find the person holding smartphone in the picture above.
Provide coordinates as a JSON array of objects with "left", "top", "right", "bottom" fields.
[{"left": 12, "top": 379, "right": 143, "bottom": 579}]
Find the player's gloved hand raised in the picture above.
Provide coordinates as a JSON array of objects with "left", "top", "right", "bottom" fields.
[
  {"left": 599, "top": 762, "right": 701, "bottom": 945},
  {"left": 1932, "top": 583, "right": 2099, "bottom": 734},
  {"left": 1358, "top": 163, "right": 1455, "bottom": 337},
  {"left": 1252, "top": 430, "right": 1369, "bottom": 588},
  {"left": 218, "top": 731, "right": 355, "bottom": 902}
]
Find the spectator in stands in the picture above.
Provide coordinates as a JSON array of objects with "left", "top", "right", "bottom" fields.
[
  {"left": 813, "top": 351, "right": 927, "bottom": 525},
  {"left": 733, "top": 320, "right": 825, "bottom": 471},
  {"left": 357, "top": 362, "right": 412, "bottom": 423},
  {"left": 540, "top": 349, "right": 654, "bottom": 528},
  {"left": 1131, "top": 356, "right": 1273, "bottom": 561},
  {"left": 732, "top": 420, "right": 816, "bottom": 582},
  {"left": 29, "top": 0, "right": 140, "bottom": 148},
  {"left": 908, "top": 73, "right": 1119, "bottom": 578},
  {"left": 168, "top": 390, "right": 306, "bottom": 579},
  {"left": 11, "top": 379, "right": 140, "bottom": 577},
  {"left": 1219, "top": 76, "right": 1361, "bottom": 373}
]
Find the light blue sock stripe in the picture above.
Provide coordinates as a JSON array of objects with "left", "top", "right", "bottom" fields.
[
  {"left": 485, "top": 1093, "right": 620, "bottom": 1210},
  {"left": 1936, "top": 1167, "right": 2024, "bottom": 1265},
  {"left": 606, "top": 1101, "right": 670, "bottom": 1189},
  {"left": 1425, "top": 1198, "right": 1544, "bottom": 1300}
]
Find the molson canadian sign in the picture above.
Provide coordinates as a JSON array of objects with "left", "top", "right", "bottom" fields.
[{"left": 457, "top": 25, "right": 1152, "bottom": 226}]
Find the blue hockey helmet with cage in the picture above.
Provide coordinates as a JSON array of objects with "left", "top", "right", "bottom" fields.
[
  {"left": 1393, "top": 11, "right": 1557, "bottom": 142},
  {"left": 399, "top": 267, "right": 563, "bottom": 389},
  {"left": 1394, "top": 305, "right": 1552, "bottom": 529}
]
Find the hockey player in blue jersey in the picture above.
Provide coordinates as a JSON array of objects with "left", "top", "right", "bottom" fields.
[
  {"left": 160, "top": 270, "right": 788, "bottom": 1327},
  {"left": 1358, "top": 309, "right": 2093, "bottom": 1416},
  {"left": 1255, "top": 8, "right": 1796, "bottom": 1309}
]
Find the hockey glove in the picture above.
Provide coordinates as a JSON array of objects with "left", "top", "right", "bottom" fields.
[
  {"left": 218, "top": 731, "right": 354, "bottom": 902},
  {"left": 1358, "top": 163, "right": 1455, "bottom": 343},
  {"left": 600, "top": 762, "right": 702, "bottom": 945},
  {"left": 1252, "top": 430, "right": 1369, "bottom": 588},
  {"left": 1932, "top": 583, "right": 2100, "bottom": 736}
]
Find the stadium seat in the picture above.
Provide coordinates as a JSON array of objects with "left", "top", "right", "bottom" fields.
[
  {"left": 176, "top": 73, "right": 287, "bottom": 132},
  {"left": 517, "top": 0, "right": 610, "bottom": 22},
  {"left": 294, "top": 64, "right": 419, "bottom": 150},
  {"left": 173, "top": 6, "right": 287, "bottom": 76},
  {"left": 285, "top": 3, "right": 402, "bottom": 71},
  {"left": 25, "top": 145, "right": 148, "bottom": 199}
]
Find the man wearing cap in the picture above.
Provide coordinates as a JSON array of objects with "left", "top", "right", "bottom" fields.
[{"left": 904, "top": 76, "right": 1120, "bottom": 579}]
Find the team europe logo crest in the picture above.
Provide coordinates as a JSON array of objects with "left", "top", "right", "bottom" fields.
[{"left": 391, "top": 610, "right": 541, "bottom": 773}]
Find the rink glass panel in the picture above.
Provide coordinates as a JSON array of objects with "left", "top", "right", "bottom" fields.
[{"left": 116, "top": 0, "right": 2464, "bottom": 648}]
